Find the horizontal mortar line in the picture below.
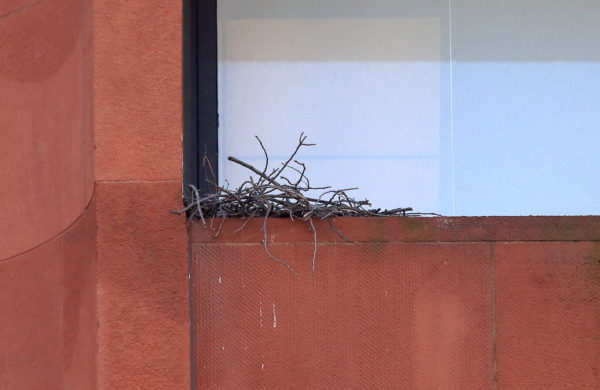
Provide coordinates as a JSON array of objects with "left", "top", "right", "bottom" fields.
[
  {"left": 191, "top": 239, "right": 599, "bottom": 246},
  {"left": 96, "top": 179, "right": 181, "bottom": 184},
  {"left": 190, "top": 242, "right": 480, "bottom": 246},
  {"left": 0, "top": 0, "right": 53, "bottom": 19}
]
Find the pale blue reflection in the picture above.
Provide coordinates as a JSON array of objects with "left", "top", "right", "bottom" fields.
[
  {"left": 217, "top": 0, "right": 600, "bottom": 215},
  {"left": 452, "top": 62, "right": 600, "bottom": 215},
  {"left": 219, "top": 61, "right": 445, "bottom": 214}
]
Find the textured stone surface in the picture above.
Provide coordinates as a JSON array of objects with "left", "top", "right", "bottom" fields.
[
  {"left": 94, "top": 0, "right": 182, "bottom": 181},
  {"left": 0, "top": 0, "right": 94, "bottom": 259},
  {"left": 62, "top": 203, "right": 97, "bottom": 390},
  {"left": 495, "top": 242, "right": 600, "bottom": 389},
  {"left": 0, "top": 201, "right": 97, "bottom": 390},
  {"left": 92, "top": 1, "right": 189, "bottom": 387},
  {"left": 191, "top": 218, "right": 600, "bottom": 389},
  {"left": 192, "top": 241, "right": 493, "bottom": 389},
  {"left": 0, "top": 1, "right": 96, "bottom": 389},
  {"left": 0, "top": 240, "right": 62, "bottom": 390},
  {"left": 96, "top": 182, "right": 189, "bottom": 390},
  {"left": 4, "top": 1, "right": 599, "bottom": 390},
  {"left": 0, "top": 0, "right": 37, "bottom": 16}
]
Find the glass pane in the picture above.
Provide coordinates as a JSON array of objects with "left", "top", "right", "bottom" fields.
[
  {"left": 217, "top": 0, "right": 600, "bottom": 215},
  {"left": 217, "top": 0, "right": 452, "bottom": 215},
  {"left": 451, "top": 0, "right": 600, "bottom": 215}
]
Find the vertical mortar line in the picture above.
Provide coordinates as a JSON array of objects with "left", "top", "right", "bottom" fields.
[
  {"left": 489, "top": 242, "right": 497, "bottom": 390},
  {"left": 81, "top": 0, "right": 87, "bottom": 208},
  {"left": 59, "top": 237, "right": 64, "bottom": 387},
  {"left": 188, "top": 237, "right": 197, "bottom": 390}
]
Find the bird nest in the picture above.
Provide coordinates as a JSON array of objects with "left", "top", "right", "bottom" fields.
[{"left": 172, "top": 133, "right": 438, "bottom": 273}]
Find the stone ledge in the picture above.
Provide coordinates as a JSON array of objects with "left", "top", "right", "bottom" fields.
[{"left": 189, "top": 216, "right": 600, "bottom": 244}]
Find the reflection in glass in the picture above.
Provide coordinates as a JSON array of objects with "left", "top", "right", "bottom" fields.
[{"left": 217, "top": 0, "right": 600, "bottom": 215}]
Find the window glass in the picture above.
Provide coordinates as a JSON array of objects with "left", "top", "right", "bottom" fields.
[{"left": 217, "top": 0, "right": 600, "bottom": 215}]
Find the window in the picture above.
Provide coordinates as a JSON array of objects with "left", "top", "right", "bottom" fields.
[{"left": 184, "top": 0, "right": 600, "bottom": 216}]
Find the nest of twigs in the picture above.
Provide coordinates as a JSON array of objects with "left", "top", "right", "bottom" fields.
[{"left": 173, "top": 133, "right": 437, "bottom": 273}]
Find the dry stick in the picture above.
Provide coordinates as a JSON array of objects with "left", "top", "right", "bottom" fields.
[
  {"left": 269, "top": 132, "right": 314, "bottom": 182},
  {"left": 308, "top": 217, "right": 318, "bottom": 272},
  {"left": 319, "top": 188, "right": 359, "bottom": 204},
  {"left": 262, "top": 206, "right": 298, "bottom": 275},
  {"left": 227, "top": 156, "right": 362, "bottom": 209},
  {"left": 209, "top": 213, "right": 216, "bottom": 229},
  {"left": 290, "top": 160, "right": 311, "bottom": 188},
  {"left": 326, "top": 218, "right": 353, "bottom": 243},
  {"left": 228, "top": 156, "right": 283, "bottom": 186},
  {"left": 177, "top": 135, "right": 419, "bottom": 219},
  {"left": 170, "top": 201, "right": 195, "bottom": 215},
  {"left": 191, "top": 185, "right": 207, "bottom": 226},
  {"left": 214, "top": 217, "right": 227, "bottom": 237},
  {"left": 234, "top": 216, "right": 254, "bottom": 234},
  {"left": 207, "top": 180, "right": 244, "bottom": 206},
  {"left": 255, "top": 136, "right": 270, "bottom": 183},
  {"left": 203, "top": 155, "right": 218, "bottom": 192}
]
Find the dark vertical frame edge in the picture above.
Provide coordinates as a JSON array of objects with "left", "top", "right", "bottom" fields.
[{"left": 183, "top": 0, "right": 218, "bottom": 206}]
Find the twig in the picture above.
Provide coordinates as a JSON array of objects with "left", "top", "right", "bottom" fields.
[
  {"left": 214, "top": 217, "right": 227, "bottom": 237},
  {"left": 234, "top": 216, "right": 254, "bottom": 234},
  {"left": 326, "top": 218, "right": 353, "bottom": 243},
  {"left": 309, "top": 217, "right": 317, "bottom": 272},
  {"left": 262, "top": 206, "right": 298, "bottom": 275},
  {"left": 255, "top": 136, "right": 270, "bottom": 184}
]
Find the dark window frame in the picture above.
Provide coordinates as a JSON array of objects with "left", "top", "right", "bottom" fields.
[{"left": 183, "top": 0, "right": 218, "bottom": 204}]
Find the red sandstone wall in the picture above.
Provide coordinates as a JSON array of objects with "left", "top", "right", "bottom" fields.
[
  {"left": 93, "top": 1, "right": 189, "bottom": 389},
  {"left": 191, "top": 217, "right": 600, "bottom": 389},
  {"left": 0, "top": 0, "right": 96, "bottom": 389},
  {"left": 3, "top": 2, "right": 597, "bottom": 390},
  {"left": 0, "top": 0, "right": 94, "bottom": 259},
  {"left": 1, "top": 204, "right": 97, "bottom": 390}
]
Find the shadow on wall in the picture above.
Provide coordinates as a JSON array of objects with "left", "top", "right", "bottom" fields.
[
  {"left": 0, "top": 0, "right": 84, "bottom": 82},
  {"left": 0, "top": 0, "right": 94, "bottom": 260}
]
